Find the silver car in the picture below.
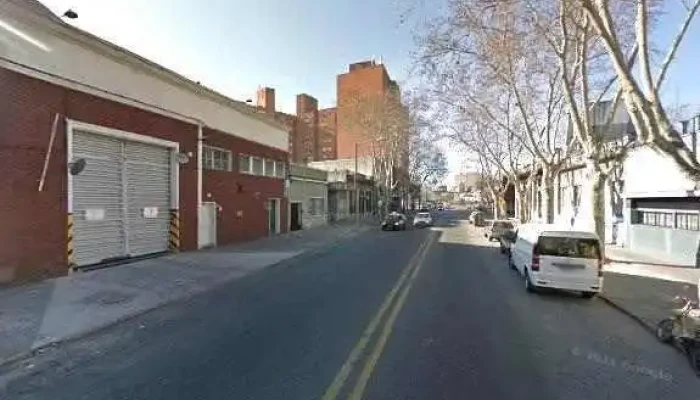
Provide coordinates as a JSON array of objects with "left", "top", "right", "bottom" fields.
[{"left": 413, "top": 212, "right": 433, "bottom": 228}]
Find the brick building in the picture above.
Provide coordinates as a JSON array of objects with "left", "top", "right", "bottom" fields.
[
  {"left": 0, "top": 0, "right": 288, "bottom": 283},
  {"left": 319, "top": 108, "right": 338, "bottom": 160},
  {"left": 256, "top": 87, "right": 336, "bottom": 164},
  {"left": 256, "top": 60, "right": 406, "bottom": 166},
  {"left": 336, "top": 60, "right": 407, "bottom": 159}
]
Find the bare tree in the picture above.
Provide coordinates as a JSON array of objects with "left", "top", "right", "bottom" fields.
[
  {"left": 476, "top": 151, "right": 510, "bottom": 219},
  {"left": 515, "top": 1, "right": 639, "bottom": 243},
  {"left": 413, "top": 0, "right": 573, "bottom": 223},
  {"left": 442, "top": 109, "right": 524, "bottom": 220},
  {"left": 339, "top": 89, "right": 410, "bottom": 215},
  {"left": 576, "top": 0, "right": 700, "bottom": 180},
  {"left": 513, "top": 0, "right": 700, "bottom": 244}
]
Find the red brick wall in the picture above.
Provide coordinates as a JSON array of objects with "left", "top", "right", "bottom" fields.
[
  {"left": 295, "top": 94, "right": 319, "bottom": 163},
  {"left": 336, "top": 63, "right": 391, "bottom": 159},
  {"left": 319, "top": 108, "right": 337, "bottom": 160},
  {"left": 0, "top": 67, "right": 200, "bottom": 282},
  {"left": 202, "top": 128, "right": 287, "bottom": 245},
  {"left": 0, "top": 67, "right": 287, "bottom": 282}
]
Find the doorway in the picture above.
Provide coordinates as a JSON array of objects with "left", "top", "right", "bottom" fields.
[
  {"left": 290, "top": 202, "right": 302, "bottom": 231},
  {"left": 198, "top": 202, "right": 217, "bottom": 248}
]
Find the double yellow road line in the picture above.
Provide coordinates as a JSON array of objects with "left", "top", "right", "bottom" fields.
[{"left": 322, "top": 231, "right": 436, "bottom": 400}]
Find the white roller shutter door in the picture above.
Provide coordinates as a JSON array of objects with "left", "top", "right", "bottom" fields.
[
  {"left": 71, "top": 129, "right": 172, "bottom": 266},
  {"left": 72, "top": 131, "right": 126, "bottom": 266},
  {"left": 125, "top": 141, "right": 171, "bottom": 257}
]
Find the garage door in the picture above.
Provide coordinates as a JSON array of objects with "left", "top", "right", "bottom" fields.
[{"left": 72, "top": 130, "right": 172, "bottom": 266}]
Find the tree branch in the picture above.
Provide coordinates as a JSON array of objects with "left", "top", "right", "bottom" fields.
[{"left": 655, "top": 0, "right": 700, "bottom": 91}]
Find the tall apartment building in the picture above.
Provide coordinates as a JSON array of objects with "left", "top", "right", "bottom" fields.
[
  {"left": 319, "top": 108, "right": 338, "bottom": 160},
  {"left": 255, "top": 60, "right": 406, "bottom": 165},
  {"left": 336, "top": 60, "right": 407, "bottom": 159}
]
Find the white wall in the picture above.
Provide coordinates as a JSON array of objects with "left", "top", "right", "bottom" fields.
[
  {"left": 0, "top": 3, "right": 287, "bottom": 151},
  {"left": 624, "top": 146, "right": 697, "bottom": 198},
  {"left": 553, "top": 167, "right": 620, "bottom": 244},
  {"left": 551, "top": 144, "right": 698, "bottom": 244}
]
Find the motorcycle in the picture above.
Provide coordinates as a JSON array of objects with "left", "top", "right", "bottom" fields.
[{"left": 655, "top": 292, "right": 700, "bottom": 375}]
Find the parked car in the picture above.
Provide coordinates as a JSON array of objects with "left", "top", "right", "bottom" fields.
[
  {"left": 485, "top": 220, "right": 515, "bottom": 241},
  {"left": 498, "top": 230, "right": 518, "bottom": 256},
  {"left": 381, "top": 213, "right": 407, "bottom": 231},
  {"left": 413, "top": 212, "right": 433, "bottom": 228},
  {"left": 469, "top": 211, "right": 485, "bottom": 226},
  {"left": 510, "top": 224, "right": 603, "bottom": 298}
]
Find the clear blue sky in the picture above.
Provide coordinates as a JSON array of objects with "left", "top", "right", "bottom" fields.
[
  {"left": 39, "top": 0, "right": 426, "bottom": 114},
  {"left": 37, "top": 0, "right": 700, "bottom": 183}
]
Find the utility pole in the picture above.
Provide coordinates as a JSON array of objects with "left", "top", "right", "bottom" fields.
[{"left": 354, "top": 142, "right": 359, "bottom": 223}]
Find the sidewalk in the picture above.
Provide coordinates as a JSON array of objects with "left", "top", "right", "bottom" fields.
[
  {"left": 606, "top": 245, "right": 696, "bottom": 268},
  {"left": 601, "top": 260, "right": 700, "bottom": 333},
  {"left": 0, "top": 218, "right": 375, "bottom": 366}
]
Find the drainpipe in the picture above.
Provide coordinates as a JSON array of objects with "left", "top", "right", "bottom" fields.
[
  {"left": 197, "top": 123, "right": 203, "bottom": 206},
  {"left": 197, "top": 123, "right": 204, "bottom": 248}
]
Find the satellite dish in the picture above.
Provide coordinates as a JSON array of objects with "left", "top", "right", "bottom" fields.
[
  {"left": 177, "top": 152, "right": 190, "bottom": 164},
  {"left": 69, "top": 158, "right": 86, "bottom": 176}
]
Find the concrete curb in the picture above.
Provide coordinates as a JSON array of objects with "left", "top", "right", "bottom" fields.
[
  {"left": 606, "top": 257, "right": 695, "bottom": 269},
  {"left": 599, "top": 293, "right": 689, "bottom": 358},
  {"left": 0, "top": 225, "right": 372, "bottom": 370},
  {"left": 598, "top": 294, "right": 656, "bottom": 336}
]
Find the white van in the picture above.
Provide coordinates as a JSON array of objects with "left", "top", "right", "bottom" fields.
[{"left": 510, "top": 224, "right": 603, "bottom": 298}]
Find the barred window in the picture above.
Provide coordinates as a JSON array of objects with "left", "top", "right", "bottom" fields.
[
  {"left": 676, "top": 213, "right": 700, "bottom": 231},
  {"left": 634, "top": 210, "right": 700, "bottom": 231},
  {"left": 275, "top": 161, "right": 286, "bottom": 178},
  {"left": 264, "top": 159, "right": 275, "bottom": 177},
  {"left": 308, "top": 197, "right": 325, "bottom": 216},
  {"left": 203, "top": 146, "right": 231, "bottom": 171},
  {"left": 239, "top": 154, "right": 251, "bottom": 174},
  {"left": 251, "top": 157, "right": 264, "bottom": 175}
]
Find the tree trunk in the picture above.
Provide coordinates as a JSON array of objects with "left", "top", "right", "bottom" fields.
[
  {"left": 515, "top": 180, "right": 528, "bottom": 223},
  {"left": 582, "top": 161, "right": 608, "bottom": 258},
  {"left": 592, "top": 173, "right": 606, "bottom": 242},
  {"left": 540, "top": 166, "right": 556, "bottom": 224},
  {"left": 497, "top": 191, "right": 507, "bottom": 219},
  {"left": 492, "top": 192, "right": 499, "bottom": 220}
]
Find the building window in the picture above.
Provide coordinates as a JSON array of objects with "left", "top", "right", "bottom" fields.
[
  {"left": 676, "top": 212, "right": 700, "bottom": 231},
  {"left": 633, "top": 210, "right": 698, "bottom": 230},
  {"left": 239, "top": 154, "right": 251, "bottom": 174},
  {"left": 264, "top": 159, "right": 275, "bottom": 177},
  {"left": 308, "top": 197, "right": 325, "bottom": 216},
  {"left": 203, "top": 146, "right": 232, "bottom": 171},
  {"left": 251, "top": 157, "right": 264, "bottom": 175},
  {"left": 275, "top": 161, "right": 286, "bottom": 178}
]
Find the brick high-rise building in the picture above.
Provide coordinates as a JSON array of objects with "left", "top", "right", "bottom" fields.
[
  {"left": 295, "top": 94, "right": 319, "bottom": 163},
  {"left": 255, "top": 60, "right": 406, "bottom": 166},
  {"left": 318, "top": 108, "right": 337, "bottom": 160},
  {"left": 336, "top": 60, "right": 406, "bottom": 159}
]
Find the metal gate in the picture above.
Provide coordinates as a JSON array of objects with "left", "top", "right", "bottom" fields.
[{"left": 72, "top": 129, "right": 172, "bottom": 266}]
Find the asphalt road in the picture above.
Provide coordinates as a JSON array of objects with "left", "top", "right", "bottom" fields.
[{"left": 1, "top": 210, "right": 699, "bottom": 399}]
